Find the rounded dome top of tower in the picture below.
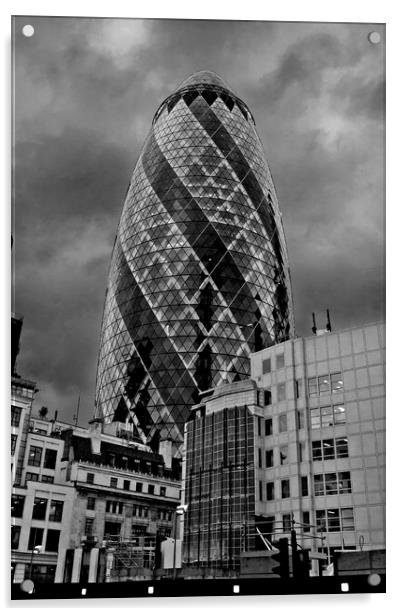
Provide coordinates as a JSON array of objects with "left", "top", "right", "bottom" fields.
[{"left": 177, "top": 70, "right": 234, "bottom": 94}]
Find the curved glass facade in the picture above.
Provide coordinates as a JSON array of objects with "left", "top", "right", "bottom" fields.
[{"left": 95, "top": 71, "right": 294, "bottom": 449}]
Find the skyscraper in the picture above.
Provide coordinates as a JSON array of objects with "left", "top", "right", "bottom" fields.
[{"left": 95, "top": 71, "right": 294, "bottom": 450}]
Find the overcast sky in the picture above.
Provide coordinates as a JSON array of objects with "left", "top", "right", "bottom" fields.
[{"left": 12, "top": 17, "right": 385, "bottom": 425}]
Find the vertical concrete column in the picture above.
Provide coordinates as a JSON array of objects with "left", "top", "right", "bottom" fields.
[
  {"left": 88, "top": 548, "right": 99, "bottom": 583},
  {"left": 71, "top": 547, "right": 83, "bottom": 583},
  {"left": 13, "top": 563, "right": 26, "bottom": 584}
]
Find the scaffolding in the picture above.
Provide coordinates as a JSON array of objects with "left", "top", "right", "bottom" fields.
[{"left": 102, "top": 535, "right": 156, "bottom": 581}]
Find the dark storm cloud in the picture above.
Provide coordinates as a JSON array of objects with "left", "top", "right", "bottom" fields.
[{"left": 13, "top": 17, "right": 385, "bottom": 424}]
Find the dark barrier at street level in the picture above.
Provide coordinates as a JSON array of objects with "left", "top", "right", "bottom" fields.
[{"left": 11, "top": 574, "right": 385, "bottom": 600}]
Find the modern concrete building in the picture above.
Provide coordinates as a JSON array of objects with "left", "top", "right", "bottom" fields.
[
  {"left": 95, "top": 70, "right": 294, "bottom": 451},
  {"left": 182, "top": 322, "right": 385, "bottom": 574}
]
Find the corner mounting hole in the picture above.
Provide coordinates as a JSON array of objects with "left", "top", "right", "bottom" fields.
[
  {"left": 341, "top": 582, "right": 349, "bottom": 592},
  {"left": 368, "top": 31, "right": 381, "bottom": 44},
  {"left": 22, "top": 25, "right": 35, "bottom": 37}
]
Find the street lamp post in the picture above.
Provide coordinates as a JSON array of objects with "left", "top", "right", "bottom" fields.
[
  {"left": 172, "top": 505, "right": 188, "bottom": 579},
  {"left": 29, "top": 545, "right": 43, "bottom": 580}
]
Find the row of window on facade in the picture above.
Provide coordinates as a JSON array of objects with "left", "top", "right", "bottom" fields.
[
  {"left": 264, "top": 507, "right": 355, "bottom": 536},
  {"left": 259, "top": 370, "right": 344, "bottom": 401},
  {"left": 11, "top": 525, "right": 60, "bottom": 552},
  {"left": 83, "top": 518, "right": 172, "bottom": 539},
  {"left": 11, "top": 494, "right": 64, "bottom": 521},
  {"left": 258, "top": 435, "right": 349, "bottom": 469},
  {"left": 25, "top": 445, "right": 58, "bottom": 469},
  {"left": 86, "top": 472, "right": 167, "bottom": 496},
  {"left": 257, "top": 404, "right": 346, "bottom": 441},
  {"left": 96, "top": 498, "right": 173, "bottom": 521},
  {"left": 259, "top": 471, "right": 352, "bottom": 501}
]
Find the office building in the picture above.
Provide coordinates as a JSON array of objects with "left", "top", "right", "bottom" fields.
[
  {"left": 95, "top": 70, "right": 294, "bottom": 451},
  {"left": 182, "top": 323, "right": 385, "bottom": 573}
]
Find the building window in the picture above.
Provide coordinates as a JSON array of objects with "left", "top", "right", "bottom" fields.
[
  {"left": 104, "top": 520, "right": 121, "bottom": 540},
  {"left": 131, "top": 524, "right": 147, "bottom": 536},
  {"left": 298, "top": 442, "right": 304, "bottom": 462},
  {"left": 11, "top": 525, "right": 21, "bottom": 550},
  {"left": 160, "top": 487, "right": 166, "bottom": 497},
  {"left": 32, "top": 497, "right": 48, "bottom": 520},
  {"left": 11, "top": 405, "right": 22, "bottom": 427},
  {"left": 265, "top": 449, "right": 273, "bottom": 467},
  {"left": 316, "top": 508, "right": 355, "bottom": 532},
  {"left": 25, "top": 472, "right": 39, "bottom": 482},
  {"left": 135, "top": 482, "right": 143, "bottom": 492},
  {"left": 258, "top": 448, "right": 262, "bottom": 467},
  {"left": 148, "top": 484, "right": 155, "bottom": 495},
  {"left": 110, "top": 477, "right": 118, "bottom": 488},
  {"left": 276, "top": 353, "right": 285, "bottom": 370},
  {"left": 310, "top": 405, "right": 346, "bottom": 429},
  {"left": 11, "top": 495, "right": 25, "bottom": 518},
  {"left": 264, "top": 516, "right": 275, "bottom": 542},
  {"left": 106, "top": 500, "right": 124, "bottom": 514},
  {"left": 86, "top": 473, "right": 94, "bottom": 484},
  {"left": 314, "top": 472, "right": 351, "bottom": 496},
  {"left": 279, "top": 445, "right": 288, "bottom": 465},
  {"left": 264, "top": 390, "right": 272, "bottom": 406},
  {"left": 331, "top": 373, "right": 344, "bottom": 393},
  {"left": 336, "top": 437, "right": 349, "bottom": 458},
  {"left": 133, "top": 505, "right": 149, "bottom": 518},
  {"left": 277, "top": 383, "right": 286, "bottom": 402},
  {"left": 317, "top": 436, "right": 345, "bottom": 460},
  {"left": 266, "top": 482, "right": 275, "bottom": 501},
  {"left": 49, "top": 500, "right": 64, "bottom": 522},
  {"left": 301, "top": 476, "right": 308, "bottom": 496},
  {"left": 282, "top": 514, "right": 292, "bottom": 532},
  {"left": 296, "top": 410, "right": 304, "bottom": 430},
  {"left": 28, "top": 446, "right": 43, "bottom": 467},
  {"left": 308, "top": 377, "right": 318, "bottom": 396},
  {"left": 278, "top": 413, "right": 287, "bottom": 432},
  {"left": 309, "top": 372, "right": 343, "bottom": 396},
  {"left": 281, "top": 479, "right": 290, "bottom": 499},
  {"left": 43, "top": 449, "right": 57, "bottom": 469},
  {"left": 295, "top": 379, "right": 302, "bottom": 399},
  {"left": 28, "top": 527, "right": 44, "bottom": 551},
  {"left": 262, "top": 358, "right": 271, "bottom": 374},
  {"left": 40, "top": 475, "right": 54, "bottom": 483},
  {"left": 341, "top": 507, "right": 355, "bottom": 530},
  {"left": 84, "top": 518, "right": 94, "bottom": 535},
  {"left": 45, "top": 529, "right": 60, "bottom": 552},
  {"left": 302, "top": 511, "right": 310, "bottom": 533},
  {"left": 318, "top": 375, "right": 330, "bottom": 394},
  {"left": 259, "top": 481, "right": 263, "bottom": 501},
  {"left": 333, "top": 405, "right": 346, "bottom": 424},
  {"left": 265, "top": 418, "right": 273, "bottom": 436},
  {"left": 87, "top": 497, "right": 96, "bottom": 511},
  {"left": 257, "top": 417, "right": 262, "bottom": 436},
  {"left": 123, "top": 480, "right": 130, "bottom": 491},
  {"left": 11, "top": 434, "right": 17, "bottom": 455}
]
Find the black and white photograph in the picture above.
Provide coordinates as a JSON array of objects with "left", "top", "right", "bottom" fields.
[{"left": 10, "top": 12, "right": 385, "bottom": 600}]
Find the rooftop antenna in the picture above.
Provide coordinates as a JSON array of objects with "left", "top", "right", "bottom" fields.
[
  {"left": 312, "top": 312, "right": 317, "bottom": 335},
  {"left": 326, "top": 308, "right": 332, "bottom": 333},
  {"left": 73, "top": 393, "right": 81, "bottom": 427}
]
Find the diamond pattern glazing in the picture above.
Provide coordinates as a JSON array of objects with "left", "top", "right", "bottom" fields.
[{"left": 95, "top": 71, "right": 294, "bottom": 450}]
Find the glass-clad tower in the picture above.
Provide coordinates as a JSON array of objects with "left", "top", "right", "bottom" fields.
[{"left": 95, "top": 71, "right": 294, "bottom": 450}]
